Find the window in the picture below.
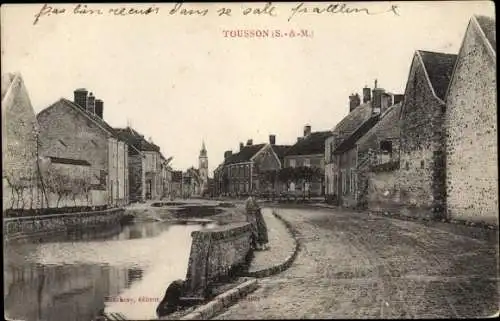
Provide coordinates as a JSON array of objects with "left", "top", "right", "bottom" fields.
[
  {"left": 420, "top": 160, "right": 425, "bottom": 169},
  {"left": 304, "top": 158, "right": 311, "bottom": 167},
  {"left": 405, "top": 162, "right": 409, "bottom": 170},
  {"left": 289, "top": 159, "right": 296, "bottom": 168},
  {"left": 341, "top": 171, "right": 346, "bottom": 195},
  {"left": 380, "top": 140, "right": 393, "bottom": 154}
]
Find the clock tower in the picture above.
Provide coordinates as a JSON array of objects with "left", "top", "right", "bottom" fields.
[{"left": 199, "top": 140, "right": 208, "bottom": 190}]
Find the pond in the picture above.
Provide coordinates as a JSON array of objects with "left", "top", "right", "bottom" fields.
[{"left": 4, "top": 220, "right": 218, "bottom": 321}]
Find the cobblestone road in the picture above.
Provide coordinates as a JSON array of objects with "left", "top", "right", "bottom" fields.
[{"left": 214, "top": 207, "right": 499, "bottom": 319}]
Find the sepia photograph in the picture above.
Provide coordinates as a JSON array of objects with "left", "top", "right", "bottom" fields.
[{"left": 1, "top": 1, "right": 498, "bottom": 320}]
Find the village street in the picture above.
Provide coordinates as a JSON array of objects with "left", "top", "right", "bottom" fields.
[{"left": 215, "top": 206, "right": 499, "bottom": 319}]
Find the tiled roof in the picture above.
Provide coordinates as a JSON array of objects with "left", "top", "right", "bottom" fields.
[
  {"left": 224, "top": 144, "right": 266, "bottom": 165},
  {"left": 334, "top": 115, "right": 380, "bottom": 155},
  {"left": 49, "top": 156, "right": 91, "bottom": 166},
  {"left": 357, "top": 103, "right": 402, "bottom": 153},
  {"left": 114, "top": 127, "right": 160, "bottom": 152},
  {"left": 271, "top": 145, "right": 292, "bottom": 161},
  {"left": 475, "top": 15, "right": 496, "bottom": 51},
  {"left": 332, "top": 102, "right": 373, "bottom": 145},
  {"left": 418, "top": 50, "right": 457, "bottom": 100},
  {"left": 285, "top": 131, "right": 332, "bottom": 156}
]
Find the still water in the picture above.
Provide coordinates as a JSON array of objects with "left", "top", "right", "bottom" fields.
[{"left": 4, "top": 221, "right": 217, "bottom": 321}]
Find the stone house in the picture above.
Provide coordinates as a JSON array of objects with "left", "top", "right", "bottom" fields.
[
  {"left": 114, "top": 127, "right": 166, "bottom": 201},
  {"left": 2, "top": 73, "right": 43, "bottom": 211},
  {"left": 444, "top": 15, "right": 497, "bottom": 225},
  {"left": 398, "top": 50, "right": 457, "bottom": 219},
  {"left": 171, "top": 170, "right": 183, "bottom": 199},
  {"left": 284, "top": 126, "right": 331, "bottom": 197},
  {"left": 214, "top": 135, "right": 291, "bottom": 197},
  {"left": 37, "top": 89, "right": 130, "bottom": 207},
  {"left": 325, "top": 81, "right": 403, "bottom": 206}
]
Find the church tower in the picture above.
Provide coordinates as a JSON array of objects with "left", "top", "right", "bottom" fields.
[{"left": 199, "top": 140, "right": 208, "bottom": 189}]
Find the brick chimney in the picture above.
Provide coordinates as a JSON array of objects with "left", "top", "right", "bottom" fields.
[
  {"left": 239, "top": 142, "right": 244, "bottom": 151},
  {"left": 224, "top": 150, "right": 232, "bottom": 159},
  {"left": 381, "top": 93, "right": 393, "bottom": 115},
  {"left": 74, "top": 88, "right": 88, "bottom": 109},
  {"left": 362, "top": 86, "right": 371, "bottom": 103},
  {"left": 303, "top": 125, "right": 311, "bottom": 137},
  {"left": 269, "top": 134, "right": 276, "bottom": 145},
  {"left": 87, "top": 92, "right": 96, "bottom": 114},
  {"left": 95, "top": 99, "right": 103, "bottom": 118},
  {"left": 349, "top": 93, "right": 361, "bottom": 112},
  {"left": 246, "top": 139, "right": 253, "bottom": 146},
  {"left": 371, "top": 80, "right": 385, "bottom": 115},
  {"left": 393, "top": 94, "right": 404, "bottom": 105}
]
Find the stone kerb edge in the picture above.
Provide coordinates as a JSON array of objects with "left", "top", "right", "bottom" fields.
[
  {"left": 180, "top": 278, "right": 259, "bottom": 320},
  {"left": 244, "top": 209, "right": 301, "bottom": 278}
]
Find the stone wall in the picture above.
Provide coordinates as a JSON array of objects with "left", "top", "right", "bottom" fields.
[
  {"left": 2, "top": 73, "right": 42, "bottom": 211},
  {"left": 3, "top": 208, "right": 125, "bottom": 241},
  {"left": 398, "top": 53, "right": 446, "bottom": 219},
  {"left": 445, "top": 19, "right": 498, "bottom": 226},
  {"left": 181, "top": 222, "right": 252, "bottom": 301}
]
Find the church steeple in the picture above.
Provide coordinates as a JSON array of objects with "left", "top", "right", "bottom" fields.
[{"left": 200, "top": 140, "right": 207, "bottom": 157}]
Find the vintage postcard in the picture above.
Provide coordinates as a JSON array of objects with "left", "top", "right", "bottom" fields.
[{"left": 1, "top": 1, "right": 498, "bottom": 321}]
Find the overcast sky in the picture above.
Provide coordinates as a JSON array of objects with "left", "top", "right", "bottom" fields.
[{"left": 1, "top": 2, "right": 495, "bottom": 174}]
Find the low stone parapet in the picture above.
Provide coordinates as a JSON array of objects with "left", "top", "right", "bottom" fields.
[
  {"left": 180, "top": 221, "right": 253, "bottom": 303},
  {"left": 3, "top": 208, "right": 125, "bottom": 241}
]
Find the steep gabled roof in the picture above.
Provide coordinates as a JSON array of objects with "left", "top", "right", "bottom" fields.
[
  {"left": 475, "top": 15, "right": 496, "bottom": 51},
  {"left": 417, "top": 50, "right": 457, "bottom": 101},
  {"left": 357, "top": 103, "right": 402, "bottom": 153},
  {"left": 332, "top": 102, "right": 373, "bottom": 145},
  {"left": 271, "top": 145, "right": 292, "bottom": 161},
  {"left": 334, "top": 114, "right": 380, "bottom": 155},
  {"left": 286, "top": 131, "right": 332, "bottom": 156},
  {"left": 114, "top": 126, "right": 160, "bottom": 152},
  {"left": 61, "top": 98, "right": 118, "bottom": 136},
  {"left": 224, "top": 144, "right": 266, "bottom": 165}
]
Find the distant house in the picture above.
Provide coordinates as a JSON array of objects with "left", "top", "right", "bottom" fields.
[
  {"left": 284, "top": 125, "right": 332, "bottom": 197},
  {"left": 398, "top": 50, "right": 457, "bottom": 218},
  {"left": 214, "top": 135, "right": 291, "bottom": 197},
  {"left": 444, "top": 15, "right": 497, "bottom": 225},
  {"left": 37, "top": 89, "right": 130, "bottom": 207},
  {"left": 2, "top": 73, "right": 42, "bottom": 211},
  {"left": 171, "top": 170, "right": 183, "bottom": 199}
]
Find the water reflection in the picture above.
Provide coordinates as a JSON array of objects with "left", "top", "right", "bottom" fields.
[{"left": 4, "top": 221, "right": 217, "bottom": 321}]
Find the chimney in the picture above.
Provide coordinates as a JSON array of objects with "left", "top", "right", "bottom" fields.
[
  {"left": 87, "top": 92, "right": 96, "bottom": 114},
  {"left": 224, "top": 150, "right": 233, "bottom": 159},
  {"left": 303, "top": 125, "right": 311, "bottom": 137},
  {"left": 393, "top": 94, "right": 404, "bottom": 105},
  {"left": 349, "top": 93, "right": 361, "bottom": 112},
  {"left": 239, "top": 142, "right": 244, "bottom": 151},
  {"left": 381, "top": 93, "right": 393, "bottom": 115},
  {"left": 372, "top": 80, "right": 385, "bottom": 115},
  {"left": 362, "top": 86, "right": 371, "bottom": 103},
  {"left": 246, "top": 139, "right": 253, "bottom": 146},
  {"left": 269, "top": 134, "right": 276, "bottom": 145},
  {"left": 74, "top": 88, "right": 88, "bottom": 109},
  {"left": 95, "top": 99, "right": 103, "bottom": 118}
]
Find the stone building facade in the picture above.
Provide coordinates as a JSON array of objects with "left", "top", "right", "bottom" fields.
[
  {"left": 444, "top": 15, "right": 497, "bottom": 225},
  {"left": 285, "top": 125, "right": 331, "bottom": 197},
  {"left": 2, "top": 73, "right": 42, "bottom": 211},
  {"left": 37, "top": 89, "right": 130, "bottom": 207},
  {"left": 398, "top": 50, "right": 457, "bottom": 219}
]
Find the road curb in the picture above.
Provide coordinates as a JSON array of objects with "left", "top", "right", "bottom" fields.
[
  {"left": 243, "top": 210, "right": 301, "bottom": 278},
  {"left": 179, "top": 278, "right": 259, "bottom": 320}
]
